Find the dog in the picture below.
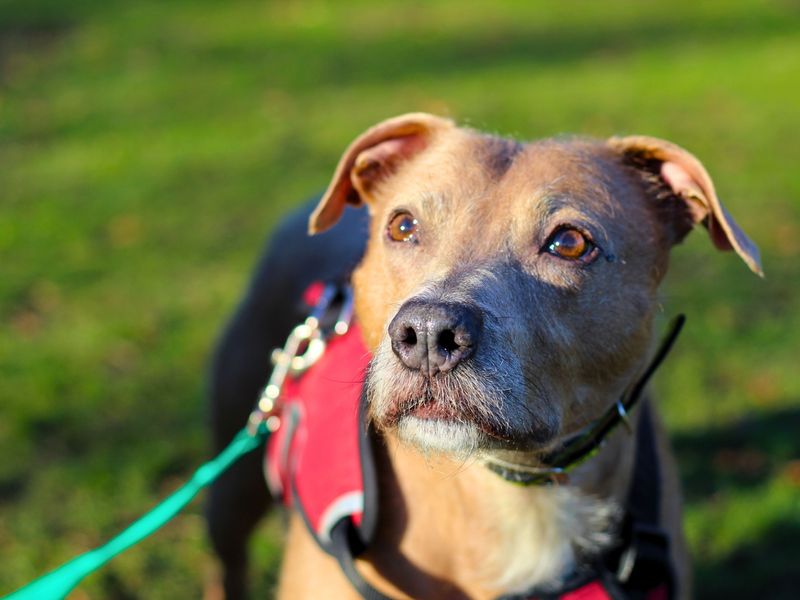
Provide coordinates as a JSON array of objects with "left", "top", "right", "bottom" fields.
[{"left": 207, "top": 113, "right": 761, "bottom": 600}]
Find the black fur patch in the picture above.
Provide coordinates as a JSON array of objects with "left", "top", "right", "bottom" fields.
[{"left": 482, "top": 136, "right": 524, "bottom": 178}]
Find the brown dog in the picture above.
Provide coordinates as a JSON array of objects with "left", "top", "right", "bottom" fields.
[{"left": 207, "top": 113, "right": 761, "bottom": 600}]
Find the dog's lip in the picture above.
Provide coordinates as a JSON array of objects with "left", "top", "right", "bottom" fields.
[
  {"left": 405, "top": 401, "right": 460, "bottom": 421},
  {"left": 383, "top": 398, "right": 451, "bottom": 424}
]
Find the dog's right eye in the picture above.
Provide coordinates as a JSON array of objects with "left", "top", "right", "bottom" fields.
[{"left": 387, "top": 212, "right": 419, "bottom": 243}]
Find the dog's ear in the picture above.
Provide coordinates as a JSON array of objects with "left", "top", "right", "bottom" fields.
[
  {"left": 608, "top": 135, "right": 762, "bottom": 276},
  {"left": 309, "top": 113, "right": 454, "bottom": 234}
]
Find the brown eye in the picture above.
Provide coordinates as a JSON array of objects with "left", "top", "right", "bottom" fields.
[
  {"left": 545, "top": 227, "right": 598, "bottom": 262},
  {"left": 387, "top": 211, "right": 419, "bottom": 243}
]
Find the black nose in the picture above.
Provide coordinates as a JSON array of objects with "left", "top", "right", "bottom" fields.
[{"left": 388, "top": 300, "right": 482, "bottom": 375}]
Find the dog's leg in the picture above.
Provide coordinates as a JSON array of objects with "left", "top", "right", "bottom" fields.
[
  {"left": 207, "top": 283, "right": 285, "bottom": 599},
  {"left": 207, "top": 453, "right": 269, "bottom": 599}
]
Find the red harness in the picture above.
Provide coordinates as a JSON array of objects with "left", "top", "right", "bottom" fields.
[
  {"left": 265, "top": 323, "right": 377, "bottom": 551},
  {"left": 264, "top": 316, "right": 672, "bottom": 600}
]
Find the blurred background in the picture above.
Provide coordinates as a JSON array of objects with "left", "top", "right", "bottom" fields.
[{"left": 1, "top": 0, "right": 798, "bottom": 597}]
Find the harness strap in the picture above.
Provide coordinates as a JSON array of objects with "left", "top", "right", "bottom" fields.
[
  {"left": 629, "top": 403, "right": 661, "bottom": 524},
  {"left": 612, "top": 403, "right": 675, "bottom": 600},
  {"left": 330, "top": 519, "right": 394, "bottom": 600}
]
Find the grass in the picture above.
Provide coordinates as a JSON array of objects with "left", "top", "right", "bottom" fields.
[{"left": 1, "top": 0, "right": 798, "bottom": 597}]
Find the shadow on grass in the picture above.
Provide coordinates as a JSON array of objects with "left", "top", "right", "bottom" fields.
[
  {"left": 694, "top": 519, "right": 800, "bottom": 600},
  {"left": 673, "top": 405, "right": 800, "bottom": 600},
  {"left": 673, "top": 405, "right": 800, "bottom": 502}
]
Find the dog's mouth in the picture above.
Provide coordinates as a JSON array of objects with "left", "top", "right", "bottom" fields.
[
  {"left": 382, "top": 385, "right": 480, "bottom": 429},
  {"left": 369, "top": 367, "right": 557, "bottom": 453},
  {"left": 406, "top": 400, "right": 460, "bottom": 421}
]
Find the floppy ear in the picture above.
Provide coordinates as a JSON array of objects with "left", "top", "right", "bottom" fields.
[
  {"left": 308, "top": 113, "right": 454, "bottom": 234},
  {"left": 608, "top": 135, "right": 762, "bottom": 276}
]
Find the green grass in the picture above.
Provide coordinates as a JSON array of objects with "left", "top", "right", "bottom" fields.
[{"left": 1, "top": 0, "right": 798, "bottom": 597}]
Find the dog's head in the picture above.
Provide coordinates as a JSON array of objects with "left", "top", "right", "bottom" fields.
[{"left": 309, "top": 113, "right": 761, "bottom": 457}]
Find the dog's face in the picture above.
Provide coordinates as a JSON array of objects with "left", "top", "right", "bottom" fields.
[{"left": 310, "top": 114, "right": 761, "bottom": 457}]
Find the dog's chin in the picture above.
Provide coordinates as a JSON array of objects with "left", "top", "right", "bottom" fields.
[
  {"left": 389, "top": 413, "right": 557, "bottom": 458},
  {"left": 395, "top": 417, "right": 486, "bottom": 458}
]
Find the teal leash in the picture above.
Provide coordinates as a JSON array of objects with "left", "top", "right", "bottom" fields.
[
  {"left": 3, "top": 282, "right": 350, "bottom": 600},
  {"left": 3, "top": 424, "right": 269, "bottom": 600}
]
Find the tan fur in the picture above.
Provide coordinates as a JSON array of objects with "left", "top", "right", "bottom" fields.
[{"left": 277, "top": 114, "right": 761, "bottom": 599}]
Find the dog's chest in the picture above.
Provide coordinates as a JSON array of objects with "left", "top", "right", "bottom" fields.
[
  {"left": 471, "top": 483, "right": 618, "bottom": 594},
  {"left": 377, "top": 446, "right": 620, "bottom": 597}
]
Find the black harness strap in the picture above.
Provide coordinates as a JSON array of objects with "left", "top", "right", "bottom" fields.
[
  {"left": 629, "top": 403, "right": 661, "bottom": 525},
  {"left": 330, "top": 519, "right": 393, "bottom": 600},
  {"left": 612, "top": 402, "right": 676, "bottom": 600}
]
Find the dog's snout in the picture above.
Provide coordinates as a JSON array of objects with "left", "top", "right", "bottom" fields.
[{"left": 388, "top": 300, "right": 482, "bottom": 375}]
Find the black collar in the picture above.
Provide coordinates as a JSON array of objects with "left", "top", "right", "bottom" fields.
[{"left": 484, "top": 315, "right": 686, "bottom": 485}]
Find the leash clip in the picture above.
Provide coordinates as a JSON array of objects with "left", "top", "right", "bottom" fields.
[{"left": 247, "top": 283, "right": 354, "bottom": 435}]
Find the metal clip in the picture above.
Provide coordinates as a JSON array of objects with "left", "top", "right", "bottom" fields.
[
  {"left": 283, "top": 325, "right": 327, "bottom": 375},
  {"left": 247, "top": 283, "right": 355, "bottom": 436}
]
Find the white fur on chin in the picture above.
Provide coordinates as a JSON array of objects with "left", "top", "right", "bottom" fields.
[{"left": 396, "top": 416, "right": 485, "bottom": 457}]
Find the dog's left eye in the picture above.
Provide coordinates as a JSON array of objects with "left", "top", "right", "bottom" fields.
[
  {"left": 387, "top": 211, "right": 419, "bottom": 243},
  {"left": 544, "top": 227, "right": 599, "bottom": 262}
]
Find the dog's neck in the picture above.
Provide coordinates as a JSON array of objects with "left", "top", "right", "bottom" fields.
[{"left": 363, "top": 428, "right": 636, "bottom": 600}]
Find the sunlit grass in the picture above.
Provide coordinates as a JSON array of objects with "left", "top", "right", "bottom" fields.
[{"left": 1, "top": 0, "right": 798, "bottom": 598}]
